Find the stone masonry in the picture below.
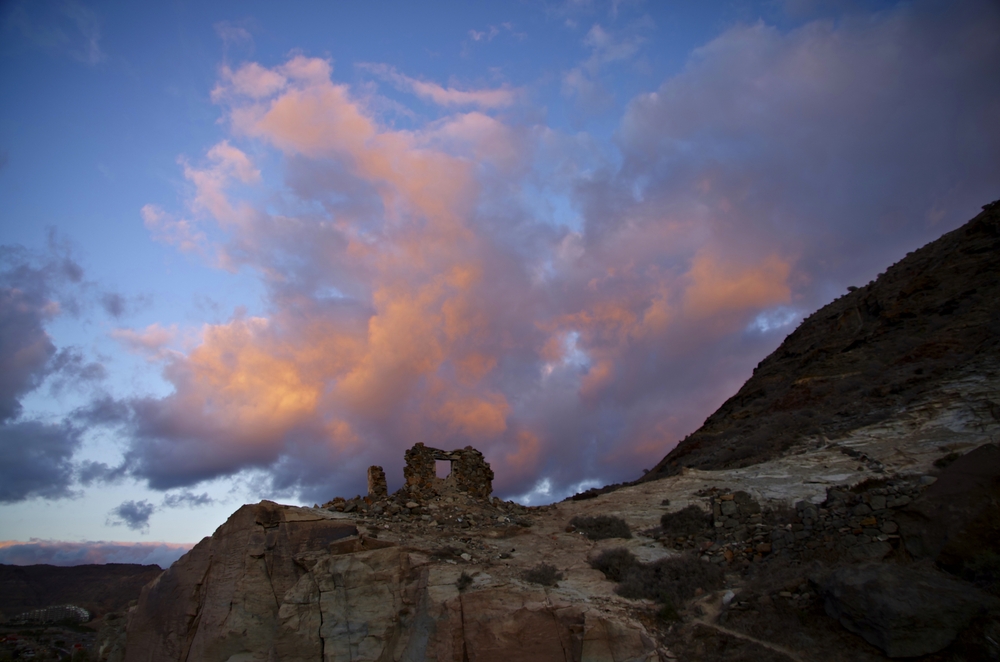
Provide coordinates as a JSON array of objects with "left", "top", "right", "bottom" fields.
[
  {"left": 402, "top": 443, "right": 494, "bottom": 499},
  {"left": 367, "top": 465, "right": 387, "bottom": 498}
]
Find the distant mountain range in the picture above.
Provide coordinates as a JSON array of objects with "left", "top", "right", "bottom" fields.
[{"left": 0, "top": 563, "right": 163, "bottom": 620}]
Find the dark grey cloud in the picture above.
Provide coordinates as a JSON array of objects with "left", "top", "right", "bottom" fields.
[
  {"left": 0, "top": 421, "right": 81, "bottom": 502},
  {"left": 0, "top": 539, "right": 192, "bottom": 567},
  {"left": 162, "top": 491, "right": 213, "bottom": 508},
  {"left": 0, "top": 286, "right": 55, "bottom": 421},
  {"left": 100, "top": 292, "right": 126, "bottom": 317},
  {"left": 616, "top": 0, "right": 1000, "bottom": 295},
  {"left": 106, "top": 500, "right": 155, "bottom": 532},
  {"left": 0, "top": 242, "right": 123, "bottom": 502}
]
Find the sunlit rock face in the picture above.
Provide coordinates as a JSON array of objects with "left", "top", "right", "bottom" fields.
[
  {"left": 647, "top": 200, "right": 1000, "bottom": 477},
  {"left": 121, "top": 500, "right": 659, "bottom": 662}
]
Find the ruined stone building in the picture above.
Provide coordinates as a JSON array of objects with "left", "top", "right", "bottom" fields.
[{"left": 367, "top": 443, "right": 494, "bottom": 500}]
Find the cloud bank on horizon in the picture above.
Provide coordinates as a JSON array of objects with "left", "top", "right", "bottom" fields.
[{"left": 0, "top": 0, "right": 998, "bottom": 546}]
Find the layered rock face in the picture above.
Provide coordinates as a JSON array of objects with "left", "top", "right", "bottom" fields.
[
  {"left": 647, "top": 200, "right": 1000, "bottom": 477},
  {"left": 123, "top": 500, "right": 658, "bottom": 662}
]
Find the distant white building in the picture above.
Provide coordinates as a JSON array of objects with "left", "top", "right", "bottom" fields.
[{"left": 11, "top": 604, "right": 90, "bottom": 625}]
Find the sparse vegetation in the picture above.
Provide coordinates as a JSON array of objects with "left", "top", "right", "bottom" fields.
[
  {"left": 961, "top": 551, "right": 1000, "bottom": 595},
  {"left": 569, "top": 515, "right": 632, "bottom": 540},
  {"left": 659, "top": 505, "right": 710, "bottom": 537},
  {"left": 615, "top": 554, "right": 724, "bottom": 606},
  {"left": 591, "top": 548, "right": 724, "bottom": 609},
  {"left": 456, "top": 572, "right": 473, "bottom": 591},
  {"left": 934, "top": 450, "right": 963, "bottom": 469},
  {"left": 590, "top": 548, "right": 639, "bottom": 582},
  {"left": 523, "top": 563, "right": 563, "bottom": 586}
]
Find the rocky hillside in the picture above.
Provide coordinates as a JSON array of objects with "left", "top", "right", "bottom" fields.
[
  {"left": 0, "top": 563, "right": 163, "bottom": 620},
  {"left": 645, "top": 200, "right": 1000, "bottom": 478},
  {"left": 110, "top": 203, "right": 1000, "bottom": 662}
]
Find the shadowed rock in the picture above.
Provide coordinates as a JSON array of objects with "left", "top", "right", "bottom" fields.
[{"left": 817, "top": 563, "right": 997, "bottom": 658}]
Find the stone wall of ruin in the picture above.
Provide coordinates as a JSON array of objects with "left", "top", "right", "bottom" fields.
[{"left": 402, "top": 443, "right": 494, "bottom": 499}]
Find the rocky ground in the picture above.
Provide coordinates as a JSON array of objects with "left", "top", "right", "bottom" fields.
[{"left": 107, "top": 378, "right": 999, "bottom": 661}]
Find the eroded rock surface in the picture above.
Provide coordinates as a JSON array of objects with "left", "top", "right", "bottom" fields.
[{"left": 123, "top": 501, "right": 658, "bottom": 662}]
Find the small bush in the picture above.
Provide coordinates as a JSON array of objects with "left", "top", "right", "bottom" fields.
[
  {"left": 933, "top": 451, "right": 962, "bottom": 469},
  {"left": 591, "top": 549, "right": 723, "bottom": 609},
  {"left": 659, "top": 505, "right": 711, "bottom": 537},
  {"left": 569, "top": 515, "right": 632, "bottom": 540},
  {"left": 523, "top": 562, "right": 563, "bottom": 586},
  {"left": 616, "top": 554, "right": 724, "bottom": 606},
  {"left": 456, "top": 571, "right": 473, "bottom": 591},
  {"left": 962, "top": 551, "right": 1000, "bottom": 595},
  {"left": 591, "top": 547, "right": 641, "bottom": 582}
]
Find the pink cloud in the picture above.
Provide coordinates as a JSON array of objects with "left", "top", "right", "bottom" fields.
[
  {"left": 360, "top": 63, "right": 518, "bottom": 109},
  {"left": 111, "top": 323, "right": 179, "bottom": 361},
  {"left": 124, "top": 1, "right": 1000, "bottom": 503}
]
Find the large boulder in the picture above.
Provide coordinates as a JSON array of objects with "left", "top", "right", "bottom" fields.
[
  {"left": 817, "top": 562, "right": 996, "bottom": 658},
  {"left": 897, "top": 443, "right": 1000, "bottom": 573}
]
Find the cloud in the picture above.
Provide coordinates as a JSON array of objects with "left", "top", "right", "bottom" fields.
[
  {"left": 162, "top": 491, "right": 213, "bottom": 508},
  {"left": 123, "top": 1, "right": 1000, "bottom": 506},
  {"left": 0, "top": 241, "right": 100, "bottom": 421},
  {"left": 359, "top": 63, "right": 518, "bottom": 109},
  {"left": 562, "top": 21, "right": 649, "bottom": 113},
  {"left": 106, "top": 500, "right": 155, "bottom": 532},
  {"left": 100, "top": 292, "right": 125, "bottom": 317},
  {"left": 111, "top": 323, "right": 179, "bottom": 361},
  {"left": 0, "top": 421, "right": 81, "bottom": 502},
  {"left": 0, "top": 539, "right": 193, "bottom": 567}
]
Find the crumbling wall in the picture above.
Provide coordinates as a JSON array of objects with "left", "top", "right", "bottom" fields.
[
  {"left": 403, "top": 443, "right": 494, "bottom": 499},
  {"left": 367, "top": 465, "right": 387, "bottom": 498}
]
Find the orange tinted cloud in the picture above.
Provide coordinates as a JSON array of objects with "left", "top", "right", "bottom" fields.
[
  {"left": 132, "top": 55, "right": 809, "bottom": 501},
  {"left": 683, "top": 251, "right": 792, "bottom": 323}
]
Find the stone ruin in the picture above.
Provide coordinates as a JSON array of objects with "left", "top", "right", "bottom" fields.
[
  {"left": 367, "top": 443, "right": 494, "bottom": 500},
  {"left": 367, "top": 465, "right": 388, "bottom": 498}
]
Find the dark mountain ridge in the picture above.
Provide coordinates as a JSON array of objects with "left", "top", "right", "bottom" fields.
[
  {"left": 0, "top": 563, "right": 163, "bottom": 620},
  {"left": 645, "top": 199, "right": 1000, "bottom": 479}
]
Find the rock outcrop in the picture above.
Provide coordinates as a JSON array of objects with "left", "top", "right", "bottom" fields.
[
  {"left": 123, "top": 500, "right": 659, "bottom": 662},
  {"left": 817, "top": 563, "right": 997, "bottom": 657}
]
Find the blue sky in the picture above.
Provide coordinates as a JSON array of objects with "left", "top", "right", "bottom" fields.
[{"left": 1, "top": 0, "right": 998, "bottom": 566}]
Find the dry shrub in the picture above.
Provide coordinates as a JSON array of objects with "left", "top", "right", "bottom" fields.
[
  {"left": 659, "top": 505, "right": 711, "bottom": 537},
  {"left": 456, "top": 572, "right": 473, "bottom": 591},
  {"left": 590, "top": 548, "right": 640, "bottom": 582},
  {"left": 616, "top": 554, "right": 724, "bottom": 606},
  {"left": 591, "top": 549, "right": 723, "bottom": 608},
  {"left": 523, "top": 562, "right": 563, "bottom": 586},
  {"left": 934, "top": 450, "right": 963, "bottom": 469},
  {"left": 569, "top": 515, "right": 632, "bottom": 540}
]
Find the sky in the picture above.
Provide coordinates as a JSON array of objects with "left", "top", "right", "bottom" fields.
[{"left": 0, "top": 0, "right": 998, "bottom": 567}]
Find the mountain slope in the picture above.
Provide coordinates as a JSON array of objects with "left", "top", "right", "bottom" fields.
[{"left": 645, "top": 200, "right": 1000, "bottom": 479}]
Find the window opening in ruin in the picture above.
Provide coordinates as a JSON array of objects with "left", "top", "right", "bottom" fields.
[{"left": 435, "top": 460, "right": 451, "bottom": 479}]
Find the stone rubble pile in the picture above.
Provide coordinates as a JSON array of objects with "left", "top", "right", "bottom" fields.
[
  {"left": 321, "top": 489, "right": 538, "bottom": 535},
  {"left": 658, "top": 476, "right": 932, "bottom": 569}
]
